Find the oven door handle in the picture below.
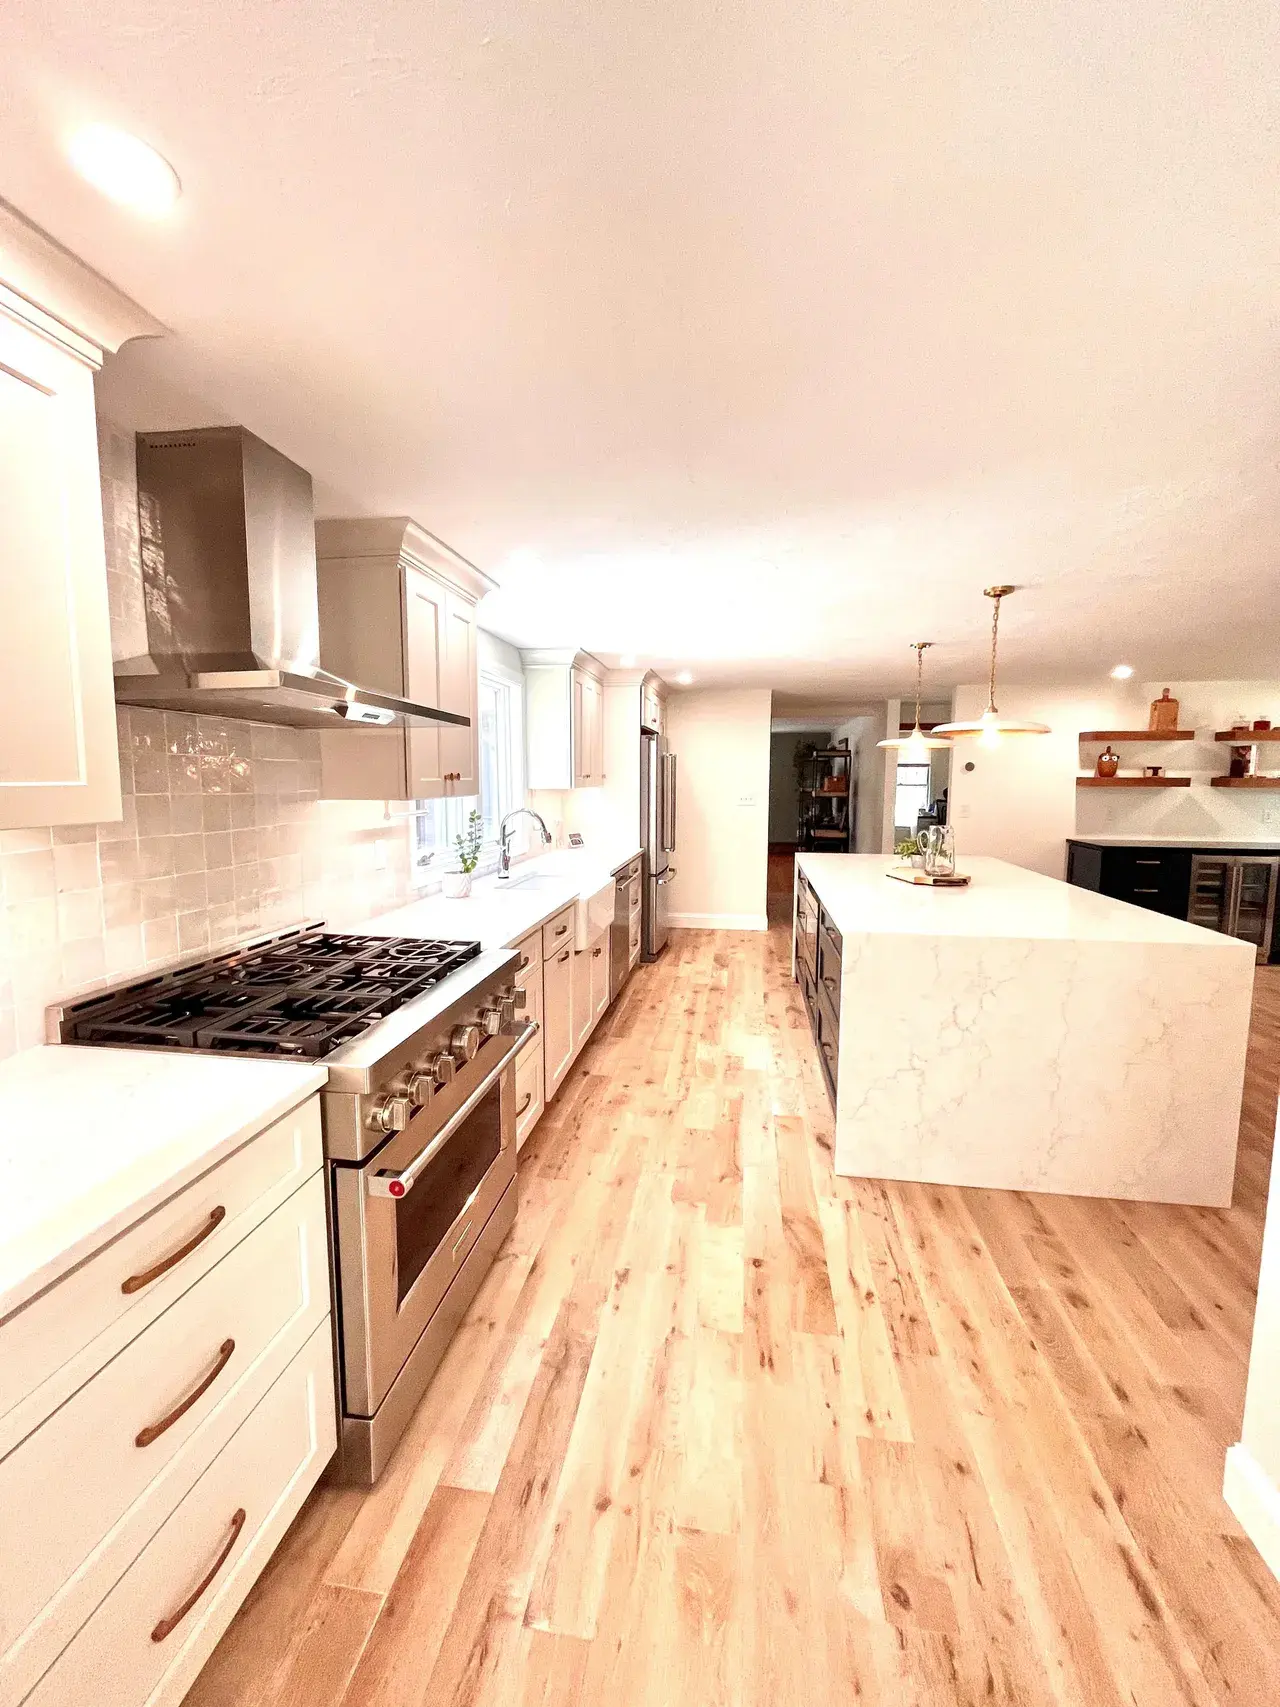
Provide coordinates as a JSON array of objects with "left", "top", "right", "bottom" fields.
[{"left": 367, "top": 1022, "right": 538, "bottom": 1200}]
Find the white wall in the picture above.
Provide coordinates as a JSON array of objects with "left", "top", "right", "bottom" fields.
[
  {"left": 946, "top": 678, "right": 1280, "bottom": 878},
  {"left": 666, "top": 687, "right": 772, "bottom": 930},
  {"left": 1226, "top": 1120, "right": 1280, "bottom": 1583},
  {"left": 945, "top": 683, "right": 1118, "bottom": 877}
]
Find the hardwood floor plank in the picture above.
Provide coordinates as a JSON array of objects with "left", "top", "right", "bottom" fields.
[{"left": 179, "top": 906, "right": 1280, "bottom": 1707}]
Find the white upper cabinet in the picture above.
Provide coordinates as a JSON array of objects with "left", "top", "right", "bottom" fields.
[
  {"left": 523, "top": 651, "right": 606, "bottom": 790},
  {"left": 0, "top": 207, "right": 161, "bottom": 829},
  {"left": 315, "top": 518, "right": 494, "bottom": 801}
]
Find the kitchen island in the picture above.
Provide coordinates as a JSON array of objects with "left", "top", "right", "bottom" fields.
[{"left": 794, "top": 853, "right": 1254, "bottom": 1205}]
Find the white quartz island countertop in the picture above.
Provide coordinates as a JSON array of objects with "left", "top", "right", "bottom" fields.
[
  {"left": 795, "top": 854, "right": 1255, "bottom": 1205},
  {"left": 358, "top": 846, "right": 642, "bottom": 951},
  {"left": 0, "top": 1047, "right": 326, "bottom": 1319}
]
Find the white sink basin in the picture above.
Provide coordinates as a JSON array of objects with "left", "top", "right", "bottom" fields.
[{"left": 502, "top": 869, "right": 614, "bottom": 949}]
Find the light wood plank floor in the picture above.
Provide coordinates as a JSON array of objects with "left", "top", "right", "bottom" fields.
[{"left": 184, "top": 875, "right": 1280, "bottom": 1707}]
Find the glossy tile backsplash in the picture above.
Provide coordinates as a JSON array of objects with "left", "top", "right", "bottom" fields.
[{"left": 0, "top": 418, "right": 417, "bottom": 1059}]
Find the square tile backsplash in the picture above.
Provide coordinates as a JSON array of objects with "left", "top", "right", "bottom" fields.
[{"left": 0, "top": 416, "right": 419, "bottom": 1060}]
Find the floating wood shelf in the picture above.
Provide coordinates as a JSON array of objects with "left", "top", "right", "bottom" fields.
[
  {"left": 1079, "top": 730, "right": 1195, "bottom": 742},
  {"left": 1075, "top": 775, "right": 1192, "bottom": 789},
  {"left": 1209, "top": 776, "right": 1280, "bottom": 789},
  {"left": 1214, "top": 730, "right": 1280, "bottom": 743}
]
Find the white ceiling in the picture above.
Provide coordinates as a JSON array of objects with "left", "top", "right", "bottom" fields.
[{"left": 3, "top": 2, "right": 1279, "bottom": 702}]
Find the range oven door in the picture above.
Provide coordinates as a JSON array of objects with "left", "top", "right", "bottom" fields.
[{"left": 333, "top": 1025, "right": 530, "bottom": 1418}]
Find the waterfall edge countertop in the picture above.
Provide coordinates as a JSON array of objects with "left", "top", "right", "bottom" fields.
[
  {"left": 795, "top": 854, "right": 1255, "bottom": 1205},
  {"left": 0, "top": 1047, "right": 326, "bottom": 1319},
  {"left": 358, "top": 846, "right": 642, "bottom": 951}
]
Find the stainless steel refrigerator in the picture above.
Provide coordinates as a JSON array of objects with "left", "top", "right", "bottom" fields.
[{"left": 641, "top": 729, "right": 677, "bottom": 960}]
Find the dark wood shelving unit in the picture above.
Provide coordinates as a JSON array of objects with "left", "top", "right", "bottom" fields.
[{"left": 797, "top": 747, "right": 854, "bottom": 853}]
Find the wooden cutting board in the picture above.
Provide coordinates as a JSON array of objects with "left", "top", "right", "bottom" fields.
[{"left": 886, "top": 865, "right": 972, "bottom": 887}]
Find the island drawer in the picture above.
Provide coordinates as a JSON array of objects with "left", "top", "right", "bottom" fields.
[
  {"left": 816, "top": 911, "right": 842, "bottom": 993},
  {"left": 813, "top": 983, "right": 839, "bottom": 1108}
]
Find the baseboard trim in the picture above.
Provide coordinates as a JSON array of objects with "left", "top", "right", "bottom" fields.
[
  {"left": 1225, "top": 1442, "right": 1280, "bottom": 1582},
  {"left": 669, "top": 912, "right": 768, "bottom": 932}
]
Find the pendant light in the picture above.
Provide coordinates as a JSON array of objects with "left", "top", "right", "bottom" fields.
[
  {"left": 878, "top": 642, "right": 952, "bottom": 760},
  {"left": 933, "top": 585, "right": 1050, "bottom": 744}
]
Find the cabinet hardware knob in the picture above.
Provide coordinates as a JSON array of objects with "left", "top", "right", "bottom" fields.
[
  {"left": 136, "top": 1338, "right": 236, "bottom": 1448},
  {"left": 150, "top": 1508, "right": 246, "bottom": 1643},
  {"left": 121, "top": 1206, "right": 226, "bottom": 1295}
]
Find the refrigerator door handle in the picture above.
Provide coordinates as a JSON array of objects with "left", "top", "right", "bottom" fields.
[
  {"left": 1226, "top": 860, "right": 1243, "bottom": 937},
  {"left": 664, "top": 754, "right": 677, "bottom": 853}
]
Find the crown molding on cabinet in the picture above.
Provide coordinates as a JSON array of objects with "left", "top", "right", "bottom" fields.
[
  {"left": 520, "top": 648, "right": 606, "bottom": 680},
  {"left": 0, "top": 199, "right": 164, "bottom": 367},
  {"left": 314, "top": 515, "right": 496, "bottom": 601}
]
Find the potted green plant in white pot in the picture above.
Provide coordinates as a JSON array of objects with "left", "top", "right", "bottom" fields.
[{"left": 442, "top": 809, "right": 483, "bottom": 898}]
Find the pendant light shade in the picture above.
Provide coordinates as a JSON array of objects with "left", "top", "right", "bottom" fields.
[
  {"left": 933, "top": 585, "right": 1050, "bottom": 741},
  {"left": 878, "top": 643, "right": 952, "bottom": 755}
]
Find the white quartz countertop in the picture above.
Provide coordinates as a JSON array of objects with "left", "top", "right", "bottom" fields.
[
  {"left": 359, "top": 846, "right": 642, "bottom": 951},
  {"left": 797, "top": 853, "right": 1255, "bottom": 949},
  {"left": 0, "top": 1047, "right": 326, "bottom": 1320},
  {"left": 1069, "top": 835, "right": 1280, "bottom": 849}
]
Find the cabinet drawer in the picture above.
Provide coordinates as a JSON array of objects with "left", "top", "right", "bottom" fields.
[
  {"left": 0, "top": 1096, "right": 323, "bottom": 1456},
  {"left": 512, "top": 926, "right": 542, "bottom": 978},
  {"left": 1099, "top": 848, "right": 1192, "bottom": 918},
  {"left": 0, "top": 1175, "right": 330, "bottom": 1703},
  {"left": 814, "top": 985, "right": 839, "bottom": 1109},
  {"left": 23, "top": 1320, "right": 336, "bottom": 1707},
  {"left": 542, "top": 906, "right": 574, "bottom": 958},
  {"left": 515, "top": 1043, "right": 544, "bottom": 1151},
  {"left": 816, "top": 915, "right": 842, "bottom": 992}
]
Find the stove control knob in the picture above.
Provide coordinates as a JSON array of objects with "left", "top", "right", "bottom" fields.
[
  {"left": 511, "top": 986, "right": 527, "bottom": 1012},
  {"left": 499, "top": 994, "right": 516, "bottom": 1027},
  {"left": 430, "top": 1051, "right": 456, "bottom": 1087},
  {"left": 480, "top": 1006, "right": 503, "bottom": 1037},
  {"left": 406, "top": 1069, "right": 435, "bottom": 1108},
  {"left": 372, "top": 1093, "right": 412, "bottom": 1134},
  {"left": 450, "top": 1023, "right": 481, "bottom": 1063}
]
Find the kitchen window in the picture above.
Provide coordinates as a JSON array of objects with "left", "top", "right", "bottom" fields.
[
  {"left": 893, "top": 761, "right": 932, "bottom": 837},
  {"left": 413, "top": 665, "right": 525, "bottom": 883}
]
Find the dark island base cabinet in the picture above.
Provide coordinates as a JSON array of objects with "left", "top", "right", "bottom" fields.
[
  {"left": 1067, "top": 841, "right": 1280, "bottom": 964},
  {"left": 795, "top": 872, "right": 840, "bottom": 1106}
]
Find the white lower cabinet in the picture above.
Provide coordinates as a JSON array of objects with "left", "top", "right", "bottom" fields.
[
  {"left": 542, "top": 933, "right": 575, "bottom": 1100},
  {"left": 514, "top": 1042, "right": 545, "bottom": 1151},
  {"left": 0, "top": 1092, "right": 335, "bottom": 1707},
  {"left": 24, "top": 1322, "right": 335, "bottom": 1707},
  {"left": 571, "top": 947, "right": 593, "bottom": 1057},
  {"left": 590, "top": 938, "right": 609, "bottom": 1023}
]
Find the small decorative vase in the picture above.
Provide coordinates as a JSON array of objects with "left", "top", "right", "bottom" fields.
[
  {"left": 442, "top": 870, "right": 472, "bottom": 899},
  {"left": 1095, "top": 746, "right": 1120, "bottom": 778}
]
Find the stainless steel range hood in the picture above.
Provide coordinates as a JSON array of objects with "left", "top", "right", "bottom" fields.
[{"left": 113, "top": 426, "right": 470, "bottom": 733}]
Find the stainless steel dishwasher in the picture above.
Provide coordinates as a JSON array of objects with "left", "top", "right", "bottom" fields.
[{"left": 610, "top": 857, "right": 643, "bottom": 1000}]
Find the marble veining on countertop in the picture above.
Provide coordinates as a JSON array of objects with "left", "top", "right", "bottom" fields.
[
  {"left": 797, "top": 853, "right": 1255, "bottom": 949},
  {"left": 0, "top": 1046, "right": 326, "bottom": 1320},
  {"left": 360, "top": 846, "right": 642, "bottom": 951}
]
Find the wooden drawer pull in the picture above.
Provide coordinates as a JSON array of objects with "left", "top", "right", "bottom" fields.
[
  {"left": 517, "top": 1091, "right": 533, "bottom": 1117},
  {"left": 136, "top": 1338, "right": 236, "bottom": 1448},
  {"left": 553, "top": 923, "right": 568, "bottom": 937},
  {"left": 122, "top": 1206, "right": 227, "bottom": 1295},
  {"left": 150, "top": 1507, "right": 245, "bottom": 1643}
]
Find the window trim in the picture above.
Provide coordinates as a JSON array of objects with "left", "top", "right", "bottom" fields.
[{"left": 411, "top": 662, "right": 526, "bottom": 890}]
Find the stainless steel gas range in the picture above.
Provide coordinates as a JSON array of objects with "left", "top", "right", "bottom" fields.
[{"left": 57, "top": 924, "right": 533, "bottom": 1484}]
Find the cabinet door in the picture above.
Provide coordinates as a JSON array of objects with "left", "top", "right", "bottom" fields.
[
  {"left": 403, "top": 565, "right": 446, "bottom": 798},
  {"left": 570, "top": 669, "right": 588, "bottom": 787},
  {"left": 572, "top": 946, "right": 593, "bottom": 1055},
  {"left": 439, "top": 592, "right": 478, "bottom": 795},
  {"left": 583, "top": 675, "right": 603, "bottom": 784},
  {"left": 590, "top": 939, "right": 609, "bottom": 1021},
  {"left": 0, "top": 314, "right": 121, "bottom": 827},
  {"left": 542, "top": 942, "right": 574, "bottom": 1098}
]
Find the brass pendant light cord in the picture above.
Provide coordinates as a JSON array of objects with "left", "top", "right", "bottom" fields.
[
  {"left": 912, "top": 641, "right": 927, "bottom": 728},
  {"left": 988, "top": 594, "right": 1001, "bottom": 715}
]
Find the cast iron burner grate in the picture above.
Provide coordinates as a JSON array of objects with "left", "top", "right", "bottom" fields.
[{"left": 61, "top": 929, "right": 483, "bottom": 1059}]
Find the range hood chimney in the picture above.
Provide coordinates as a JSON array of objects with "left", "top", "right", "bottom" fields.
[{"left": 113, "top": 426, "right": 470, "bottom": 733}]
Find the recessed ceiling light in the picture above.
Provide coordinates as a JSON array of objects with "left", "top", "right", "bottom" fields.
[
  {"left": 675, "top": 671, "right": 694, "bottom": 686},
  {"left": 618, "top": 654, "right": 637, "bottom": 668},
  {"left": 67, "top": 123, "right": 180, "bottom": 217},
  {"left": 1110, "top": 664, "right": 1134, "bottom": 680}
]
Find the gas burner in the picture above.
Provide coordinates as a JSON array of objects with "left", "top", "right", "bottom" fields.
[{"left": 61, "top": 929, "right": 484, "bottom": 1060}]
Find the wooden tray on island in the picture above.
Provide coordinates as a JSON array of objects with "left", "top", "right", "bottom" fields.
[{"left": 887, "top": 865, "right": 972, "bottom": 887}]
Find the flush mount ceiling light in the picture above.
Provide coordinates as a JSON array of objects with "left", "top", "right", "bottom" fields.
[
  {"left": 67, "top": 123, "right": 180, "bottom": 217},
  {"left": 1110, "top": 663, "right": 1134, "bottom": 680},
  {"left": 878, "top": 642, "right": 952, "bottom": 760},
  {"left": 618, "top": 654, "right": 638, "bottom": 668},
  {"left": 675, "top": 671, "right": 694, "bottom": 686},
  {"left": 934, "top": 585, "right": 1050, "bottom": 745}
]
